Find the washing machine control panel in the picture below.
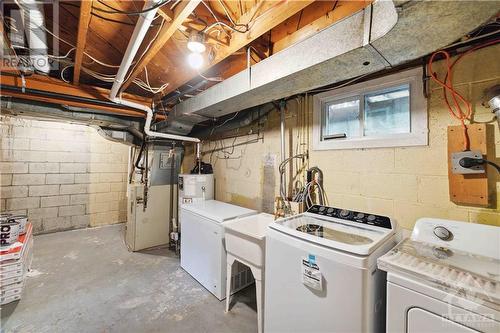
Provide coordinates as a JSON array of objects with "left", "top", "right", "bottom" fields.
[{"left": 307, "top": 205, "right": 392, "bottom": 229}]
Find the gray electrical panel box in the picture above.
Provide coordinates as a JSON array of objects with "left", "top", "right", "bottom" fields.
[{"left": 150, "top": 146, "right": 183, "bottom": 186}]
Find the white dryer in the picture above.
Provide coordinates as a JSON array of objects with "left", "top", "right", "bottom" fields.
[
  {"left": 378, "top": 218, "right": 500, "bottom": 333},
  {"left": 180, "top": 200, "right": 256, "bottom": 300},
  {"left": 265, "top": 205, "right": 397, "bottom": 333}
]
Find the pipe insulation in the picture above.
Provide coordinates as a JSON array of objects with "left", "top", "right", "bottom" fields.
[{"left": 108, "top": 0, "right": 200, "bottom": 144}]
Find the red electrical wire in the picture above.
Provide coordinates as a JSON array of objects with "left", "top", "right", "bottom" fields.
[{"left": 428, "top": 38, "right": 500, "bottom": 151}]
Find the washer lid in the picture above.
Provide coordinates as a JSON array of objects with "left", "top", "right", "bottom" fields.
[
  {"left": 270, "top": 214, "right": 394, "bottom": 255},
  {"left": 181, "top": 200, "right": 257, "bottom": 223}
]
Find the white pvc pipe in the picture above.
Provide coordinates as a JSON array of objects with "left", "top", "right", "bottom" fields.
[
  {"left": 110, "top": 0, "right": 161, "bottom": 100},
  {"left": 115, "top": 99, "right": 200, "bottom": 143},
  {"left": 109, "top": 0, "right": 200, "bottom": 144}
]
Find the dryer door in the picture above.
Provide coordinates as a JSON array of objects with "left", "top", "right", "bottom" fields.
[{"left": 407, "top": 308, "right": 476, "bottom": 333}]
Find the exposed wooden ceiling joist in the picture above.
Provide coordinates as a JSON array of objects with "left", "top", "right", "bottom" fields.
[
  {"left": 73, "top": 0, "right": 93, "bottom": 85},
  {"left": 0, "top": 73, "right": 155, "bottom": 118},
  {"left": 158, "top": 9, "right": 228, "bottom": 47},
  {"left": 119, "top": 0, "right": 202, "bottom": 94},
  {"left": 158, "top": 0, "right": 315, "bottom": 98},
  {"left": 272, "top": 1, "right": 370, "bottom": 53}
]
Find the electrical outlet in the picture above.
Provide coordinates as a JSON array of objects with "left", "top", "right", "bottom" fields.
[{"left": 451, "top": 150, "right": 485, "bottom": 174}]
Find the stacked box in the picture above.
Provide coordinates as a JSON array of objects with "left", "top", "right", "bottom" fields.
[{"left": 0, "top": 223, "right": 33, "bottom": 305}]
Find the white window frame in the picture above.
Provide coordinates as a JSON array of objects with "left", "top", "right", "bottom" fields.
[{"left": 312, "top": 67, "right": 428, "bottom": 150}]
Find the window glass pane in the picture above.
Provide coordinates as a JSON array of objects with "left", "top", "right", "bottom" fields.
[
  {"left": 364, "top": 84, "right": 410, "bottom": 136},
  {"left": 323, "top": 97, "right": 360, "bottom": 139}
]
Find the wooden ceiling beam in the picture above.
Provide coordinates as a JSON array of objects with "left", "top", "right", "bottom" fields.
[
  {"left": 119, "top": 0, "right": 202, "bottom": 93},
  {"left": 73, "top": 0, "right": 93, "bottom": 85},
  {"left": 272, "top": 0, "right": 371, "bottom": 53},
  {"left": 164, "top": 9, "right": 230, "bottom": 47},
  {"left": 1, "top": 91, "right": 150, "bottom": 118},
  {"left": 178, "top": 24, "right": 229, "bottom": 47},
  {"left": 0, "top": 73, "right": 156, "bottom": 118},
  {"left": 158, "top": 0, "right": 315, "bottom": 97}
]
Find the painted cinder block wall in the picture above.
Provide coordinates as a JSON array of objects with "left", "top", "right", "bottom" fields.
[
  {"left": 184, "top": 44, "right": 500, "bottom": 230},
  {"left": 0, "top": 117, "right": 129, "bottom": 234}
]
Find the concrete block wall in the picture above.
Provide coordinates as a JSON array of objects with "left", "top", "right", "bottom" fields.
[
  {"left": 184, "top": 44, "right": 500, "bottom": 230},
  {"left": 0, "top": 117, "right": 129, "bottom": 234}
]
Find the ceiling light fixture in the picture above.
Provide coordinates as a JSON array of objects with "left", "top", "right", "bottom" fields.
[
  {"left": 187, "top": 52, "right": 204, "bottom": 69},
  {"left": 187, "top": 31, "right": 206, "bottom": 53}
]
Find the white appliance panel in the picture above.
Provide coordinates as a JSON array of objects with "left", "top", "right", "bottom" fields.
[
  {"left": 379, "top": 218, "right": 500, "bottom": 333},
  {"left": 386, "top": 278, "right": 500, "bottom": 333},
  {"left": 126, "top": 184, "right": 172, "bottom": 251},
  {"left": 180, "top": 209, "right": 224, "bottom": 298},
  {"left": 180, "top": 200, "right": 257, "bottom": 300},
  {"left": 181, "top": 200, "right": 256, "bottom": 223},
  {"left": 407, "top": 308, "right": 476, "bottom": 333},
  {"left": 178, "top": 174, "right": 214, "bottom": 203},
  {"left": 264, "top": 228, "right": 388, "bottom": 333}
]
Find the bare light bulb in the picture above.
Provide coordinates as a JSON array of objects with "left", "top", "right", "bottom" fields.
[
  {"left": 187, "top": 40, "right": 206, "bottom": 53},
  {"left": 187, "top": 31, "right": 206, "bottom": 53},
  {"left": 188, "top": 52, "right": 204, "bottom": 69}
]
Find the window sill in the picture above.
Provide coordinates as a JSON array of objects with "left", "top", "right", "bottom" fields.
[{"left": 313, "top": 131, "right": 428, "bottom": 151}]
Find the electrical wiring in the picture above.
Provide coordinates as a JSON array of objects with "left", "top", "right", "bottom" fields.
[
  {"left": 428, "top": 50, "right": 472, "bottom": 151},
  {"left": 94, "top": 0, "right": 171, "bottom": 16},
  {"left": 13, "top": 0, "right": 169, "bottom": 94},
  {"left": 201, "top": 0, "right": 248, "bottom": 35},
  {"left": 60, "top": 2, "right": 162, "bottom": 27},
  {"left": 210, "top": 112, "right": 240, "bottom": 136},
  {"left": 141, "top": 67, "right": 170, "bottom": 94},
  {"left": 459, "top": 157, "right": 500, "bottom": 174},
  {"left": 244, "top": 0, "right": 286, "bottom": 28},
  {"left": 188, "top": 13, "right": 209, "bottom": 31},
  {"left": 215, "top": 0, "right": 248, "bottom": 32},
  {"left": 13, "top": 2, "right": 126, "bottom": 69},
  {"left": 197, "top": 72, "right": 223, "bottom": 82},
  {"left": 428, "top": 38, "right": 500, "bottom": 151},
  {"left": 278, "top": 154, "right": 307, "bottom": 203},
  {"left": 204, "top": 20, "right": 247, "bottom": 35},
  {"left": 60, "top": 65, "right": 72, "bottom": 83},
  {"left": 123, "top": 17, "right": 166, "bottom": 85},
  {"left": 292, "top": 178, "right": 328, "bottom": 210},
  {"left": 54, "top": 56, "right": 170, "bottom": 94},
  {"left": 4, "top": 16, "right": 18, "bottom": 32},
  {"left": 307, "top": 72, "right": 373, "bottom": 94},
  {"left": 47, "top": 47, "right": 76, "bottom": 59}
]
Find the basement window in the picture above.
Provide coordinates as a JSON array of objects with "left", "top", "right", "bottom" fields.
[{"left": 313, "top": 68, "right": 427, "bottom": 150}]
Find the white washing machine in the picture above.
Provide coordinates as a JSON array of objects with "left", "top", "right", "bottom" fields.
[
  {"left": 378, "top": 218, "right": 500, "bottom": 333},
  {"left": 180, "top": 200, "right": 257, "bottom": 300},
  {"left": 265, "top": 205, "right": 397, "bottom": 333}
]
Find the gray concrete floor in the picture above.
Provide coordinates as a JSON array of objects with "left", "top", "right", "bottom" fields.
[{"left": 1, "top": 224, "right": 257, "bottom": 333}]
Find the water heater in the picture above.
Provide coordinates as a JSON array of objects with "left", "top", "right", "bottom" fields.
[{"left": 178, "top": 174, "right": 214, "bottom": 204}]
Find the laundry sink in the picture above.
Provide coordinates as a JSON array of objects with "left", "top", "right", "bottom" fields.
[{"left": 224, "top": 213, "right": 274, "bottom": 268}]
